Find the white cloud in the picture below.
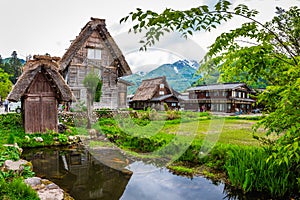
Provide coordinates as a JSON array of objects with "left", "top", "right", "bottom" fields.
[
  {"left": 0, "top": 0, "right": 299, "bottom": 66},
  {"left": 114, "top": 31, "right": 205, "bottom": 72}
]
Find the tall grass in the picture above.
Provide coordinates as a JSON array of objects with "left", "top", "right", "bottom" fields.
[{"left": 224, "top": 146, "right": 296, "bottom": 197}]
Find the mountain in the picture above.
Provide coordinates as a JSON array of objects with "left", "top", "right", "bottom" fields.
[{"left": 123, "top": 60, "right": 201, "bottom": 94}]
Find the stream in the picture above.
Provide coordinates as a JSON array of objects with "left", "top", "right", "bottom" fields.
[{"left": 22, "top": 146, "right": 265, "bottom": 200}]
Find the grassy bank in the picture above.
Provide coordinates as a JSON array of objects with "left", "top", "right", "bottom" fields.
[
  {"left": 0, "top": 111, "right": 299, "bottom": 199},
  {"left": 93, "top": 110, "right": 298, "bottom": 198},
  {"left": 0, "top": 113, "right": 78, "bottom": 199}
]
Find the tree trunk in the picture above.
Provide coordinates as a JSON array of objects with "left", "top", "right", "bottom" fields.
[{"left": 86, "top": 90, "right": 92, "bottom": 129}]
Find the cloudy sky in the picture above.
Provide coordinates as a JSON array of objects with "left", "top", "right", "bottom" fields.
[{"left": 0, "top": 0, "right": 299, "bottom": 72}]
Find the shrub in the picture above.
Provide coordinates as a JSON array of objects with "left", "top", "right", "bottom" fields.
[
  {"left": 0, "top": 178, "right": 39, "bottom": 200},
  {"left": 164, "top": 103, "right": 169, "bottom": 111},
  {"left": 58, "top": 134, "right": 68, "bottom": 144},
  {"left": 7, "top": 133, "right": 15, "bottom": 144},
  {"left": 0, "top": 113, "right": 23, "bottom": 130},
  {"left": 0, "top": 146, "right": 21, "bottom": 166},
  {"left": 98, "top": 117, "right": 173, "bottom": 153},
  {"left": 166, "top": 110, "right": 181, "bottom": 120}
]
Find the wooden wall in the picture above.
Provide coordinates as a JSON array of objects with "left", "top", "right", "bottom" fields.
[
  {"left": 66, "top": 31, "right": 127, "bottom": 109},
  {"left": 24, "top": 72, "right": 58, "bottom": 133}
]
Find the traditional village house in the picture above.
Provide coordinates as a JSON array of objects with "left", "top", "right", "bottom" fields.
[
  {"left": 7, "top": 55, "right": 75, "bottom": 133},
  {"left": 59, "top": 18, "right": 132, "bottom": 109},
  {"left": 130, "top": 76, "right": 180, "bottom": 110},
  {"left": 184, "top": 83, "right": 256, "bottom": 113}
]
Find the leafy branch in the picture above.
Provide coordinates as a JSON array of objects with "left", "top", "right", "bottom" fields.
[{"left": 121, "top": 0, "right": 298, "bottom": 65}]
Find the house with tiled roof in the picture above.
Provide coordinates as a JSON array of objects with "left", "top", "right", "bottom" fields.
[{"left": 183, "top": 83, "right": 256, "bottom": 113}]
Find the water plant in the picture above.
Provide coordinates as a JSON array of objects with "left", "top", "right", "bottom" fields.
[{"left": 224, "top": 146, "right": 297, "bottom": 197}]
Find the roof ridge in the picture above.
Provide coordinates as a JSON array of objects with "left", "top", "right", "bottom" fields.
[
  {"left": 198, "top": 82, "right": 245, "bottom": 86},
  {"left": 141, "top": 76, "right": 166, "bottom": 82},
  {"left": 59, "top": 18, "right": 131, "bottom": 77}
]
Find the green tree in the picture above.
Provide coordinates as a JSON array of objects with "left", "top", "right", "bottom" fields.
[
  {"left": 0, "top": 51, "right": 23, "bottom": 84},
  {"left": 9, "top": 51, "right": 23, "bottom": 84},
  {"left": 0, "top": 68, "right": 13, "bottom": 100},
  {"left": 83, "top": 69, "right": 102, "bottom": 129},
  {"left": 94, "top": 80, "right": 102, "bottom": 102},
  {"left": 121, "top": 1, "right": 300, "bottom": 196}
]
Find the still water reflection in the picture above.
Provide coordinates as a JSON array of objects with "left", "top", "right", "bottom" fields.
[
  {"left": 22, "top": 147, "right": 243, "bottom": 200},
  {"left": 121, "top": 161, "right": 225, "bottom": 200},
  {"left": 22, "top": 147, "right": 131, "bottom": 200}
]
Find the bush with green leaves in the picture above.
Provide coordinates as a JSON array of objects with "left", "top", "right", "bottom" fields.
[
  {"left": 98, "top": 117, "right": 174, "bottom": 153},
  {"left": 0, "top": 146, "right": 21, "bottom": 166},
  {"left": 0, "top": 145, "right": 37, "bottom": 199},
  {"left": 0, "top": 178, "right": 39, "bottom": 200},
  {"left": 58, "top": 134, "right": 68, "bottom": 144}
]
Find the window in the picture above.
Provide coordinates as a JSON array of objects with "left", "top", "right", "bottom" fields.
[
  {"left": 159, "top": 91, "right": 164, "bottom": 95},
  {"left": 87, "top": 48, "right": 101, "bottom": 60},
  {"left": 171, "top": 103, "right": 177, "bottom": 107},
  {"left": 232, "top": 91, "right": 236, "bottom": 97},
  {"left": 160, "top": 84, "right": 164, "bottom": 89},
  {"left": 206, "top": 92, "right": 209, "bottom": 97},
  {"left": 72, "top": 90, "right": 80, "bottom": 99},
  {"left": 227, "top": 104, "right": 231, "bottom": 110},
  {"left": 189, "top": 93, "right": 196, "bottom": 99}
]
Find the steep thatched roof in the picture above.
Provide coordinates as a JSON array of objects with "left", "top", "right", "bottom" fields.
[
  {"left": 8, "top": 55, "right": 75, "bottom": 102},
  {"left": 132, "top": 76, "right": 173, "bottom": 101},
  {"left": 59, "top": 17, "right": 131, "bottom": 77}
]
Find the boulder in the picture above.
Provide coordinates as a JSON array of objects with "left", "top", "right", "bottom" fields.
[
  {"left": 37, "top": 186, "right": 64, "bottom": 200},
  {"left": 3, "top": 159, "right": 28, "bottom": 171},
  {"left": 24, "top": 177, "right": 42, "bottom": 187},
  {"left": 25, "top": 177, "right": 65, "bottom": 200},
  {"left": 34, "top": 137, "right": 44, "bottom": 142}
]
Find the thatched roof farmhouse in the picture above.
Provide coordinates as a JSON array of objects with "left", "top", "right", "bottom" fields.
[
  {"left": 59, "top": 17, "right": 132, "bottom": 109},
  {"left": 130, "top": 76, "right": 180, "bottom": 110}
]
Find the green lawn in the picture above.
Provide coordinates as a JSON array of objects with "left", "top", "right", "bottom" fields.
[{"left": 161, "top": 118, "right": 266, "bottom": 146}]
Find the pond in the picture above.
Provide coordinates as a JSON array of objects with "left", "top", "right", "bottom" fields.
[{"left": 22, "top": 146, "right": 264, "bottom": 200}]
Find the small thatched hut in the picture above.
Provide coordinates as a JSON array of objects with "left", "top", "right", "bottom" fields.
[
  {"left": 8, "top": 55, "right": 75, "bottom": 133},
  {"left": 130, "top": 76, "right": 180, "bottom": 110}
]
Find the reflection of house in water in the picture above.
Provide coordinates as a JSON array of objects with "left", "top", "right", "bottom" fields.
[{"left": 22, "top": 148, "right": 132, "bottom": 200}]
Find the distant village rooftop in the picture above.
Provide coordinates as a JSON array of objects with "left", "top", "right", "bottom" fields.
[{"left": 187, "top": 82, "right": 251, "bottom": 91}]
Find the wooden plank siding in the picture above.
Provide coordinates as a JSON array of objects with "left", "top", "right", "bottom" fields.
[{"left": 24, "top": 72, "right": 58, "bottom": 133}]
